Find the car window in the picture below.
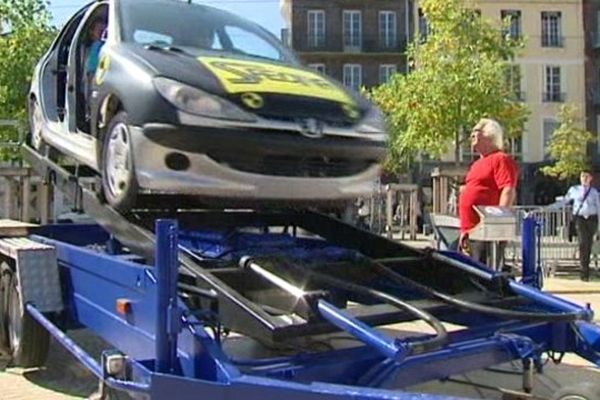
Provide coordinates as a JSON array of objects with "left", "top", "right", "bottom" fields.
[
  {"left": 133, "top": 30, "right": 173, "bottom": 46},
  {"left": 120, "top": 0, "right": 291, "bottom": 63},
  {"left": 223, "top": 26, "right": 280, "bottom": 61}
]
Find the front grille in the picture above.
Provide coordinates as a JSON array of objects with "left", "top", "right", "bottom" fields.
[
  {"left": 230, "top": 94, "right": 361, "bottom": 128},
  {"left": 208, "top": 152, "right": 374, "bottom": 178}
]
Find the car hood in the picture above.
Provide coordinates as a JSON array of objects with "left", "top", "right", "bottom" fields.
[{"left": 124, "top": 44, "right": 367, "bottom": 126}]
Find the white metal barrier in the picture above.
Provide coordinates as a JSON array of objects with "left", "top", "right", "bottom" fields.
[
  {"left": 505, "top": 206, "right": 587, "bottom": 273},
  {"left": 358, "top": 184, "right": 420, "bottom": 240}
]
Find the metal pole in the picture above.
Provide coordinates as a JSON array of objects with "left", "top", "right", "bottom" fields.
[
  {"left": 521, "top": 215, "right": 537, "bottom": 286},
  {"left": 22, "top": 175, "right": 30, "bottom": 222},
  {"left": 386, "top": 185, "right": 393, "bottom": 239},
  {"left": 155, "top": 219, "right": 179, "bottom": 374},
  {"left": 3, "top": 177, "right": 13, "bottom": 219},
  {"left": 318, "top": 300, "right": 409, "bottom": 362}
]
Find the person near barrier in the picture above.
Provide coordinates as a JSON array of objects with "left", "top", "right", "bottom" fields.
[
  {"left": 458, "top": 118, "right": 519, "bottom": 268},
  {"left": 547, "top": 169, "right": 600, "bottom": 281}
]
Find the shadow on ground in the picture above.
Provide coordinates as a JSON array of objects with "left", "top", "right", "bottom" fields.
[{"left": 22, "top": 329, "right": 109, "bottom": 399}]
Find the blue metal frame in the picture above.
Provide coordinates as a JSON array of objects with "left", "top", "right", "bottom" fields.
[
  {"left": 522, "top": 215, "right": 544, "bottom": 288},
  {"left": 26, "top": 220, "right": 600, "bottom": 400}
]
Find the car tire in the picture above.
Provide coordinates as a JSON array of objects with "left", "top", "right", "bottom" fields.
[
  {"left": 551, "top": 382, "right": 600, "bottom": 400},
  {"left": 4, "top": 264, "right": 50, "bottom": 368},
  {"left": 101, "top": 111, "right": 138, "bottom": 212}
]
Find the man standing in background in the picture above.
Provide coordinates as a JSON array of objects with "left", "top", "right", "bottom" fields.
[
  {"left": 459, "top": 119, "right": 519, "bottom": 267},
  {"left": 548, "top": 169, "right": 600, "bottom": 281}
]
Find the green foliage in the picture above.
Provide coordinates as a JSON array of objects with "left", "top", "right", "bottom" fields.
[
  {"left": 369, "top": 0, "right": 528, "bottom": 172},
  {"left": 541, "top": 105, "right": 595, "bottom": 181},
  {"left": 0, "top": 0, "right": 55, "bottom": 161}
]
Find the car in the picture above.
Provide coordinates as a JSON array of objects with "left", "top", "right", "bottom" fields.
[{"left": 28, "top": 0, "right": 387, "bottom": 212}]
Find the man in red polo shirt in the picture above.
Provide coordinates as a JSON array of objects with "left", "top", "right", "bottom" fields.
[{"left": 459, "top": 118, "right": 519, "bottom": 265}]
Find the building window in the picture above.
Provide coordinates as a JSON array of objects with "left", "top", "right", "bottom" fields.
[
  {"left": 543, "top": 66, "right": 564, "bottom": 102},
  {"left": 543, "top": 118, "right": 560, "bottom": 159},
  {"left": 379, "top": 64, "right": 397, "bottom": 84},
  {"left": 501, "top": 10, "right": 522, "bottom": 39},
  {"left": 541, "top": 11, "right": 563, "bottom": 47},
  {"left": 508, "top": 135, "right": 523, "bottom": 161},
  {"left": 308, "top": 63, "right": 326, "bottom": 74},
  {"left": 596, "top": 11, "right": 600, "bottom": 46},
  {"left": 597, "top": 115, "right": 600, "bottom": 153},
  {"left": 418, "top": 8, "right": 429, "bottom": 41},
  {"left": 504, "top": 65, "right": 523, "bottom": 101},
  {"left": 379, "top": 11, "right": 397, "bottom": 49},
  {"left": 343, "top": 64, "right": 362, "bottom": 91},
  {"left": 343, "top": 10, "right": 362, "bottom": 50},
  {"left": 307, "top": 10, "right": 325, "bottom": 48}
]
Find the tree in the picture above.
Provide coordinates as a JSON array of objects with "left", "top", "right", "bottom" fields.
[
  {"left": 369, "top": 0, "right": 528, "bottom": 172},
  {"left": 541, "top": 104, "right": 594, "bottom": 181},
  {"left": 0, "top": 0, "right": 55, "bottom": 161}
]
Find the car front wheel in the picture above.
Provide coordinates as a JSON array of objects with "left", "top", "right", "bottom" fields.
[{"left": 101, "top": 111, "right": 138, "bottom": 212}]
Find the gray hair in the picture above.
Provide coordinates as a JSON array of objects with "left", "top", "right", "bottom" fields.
[{"left": 473, "top": 118, "right": 504, "bottom": 150}]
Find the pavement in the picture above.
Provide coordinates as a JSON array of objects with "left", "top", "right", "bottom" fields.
[{"left": 1, "top": 236, "right": 600, "bottom": 399}]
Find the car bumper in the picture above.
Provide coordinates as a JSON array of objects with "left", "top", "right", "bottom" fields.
[{"left": 130, "top": 124, "right": 384, "bottom": 202}]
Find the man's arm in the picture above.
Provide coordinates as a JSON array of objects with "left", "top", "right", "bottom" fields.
[
  {"left": 493, "top": 155, "right": 518, "bottom": 207},
  {"left": 499, "top": 187, "right": 516, "bottom": 207},
  {"left": 546, "top": 187, "right": 573, "bottom": 210}
]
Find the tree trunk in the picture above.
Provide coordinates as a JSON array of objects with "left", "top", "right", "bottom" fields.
[{"left": 454, "top": 127, "right": 461, "bottom": 166}]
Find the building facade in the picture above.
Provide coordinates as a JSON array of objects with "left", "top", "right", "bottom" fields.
[
  {"left": 583, "top": 0, "right": 600, "bottom": 164},
  {"left": 472, "top": 0, "right": 586, "bottom": 165},
  {"left": 280, "top": 0, "right": 414, "bottom": 90}
]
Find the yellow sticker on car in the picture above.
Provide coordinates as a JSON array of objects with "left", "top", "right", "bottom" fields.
[
  {"left": 95, "top": 54, "right": 111, "bottom": 86},
  {"left": 198, "top": 57, "right": 355, "bottom": 105}
]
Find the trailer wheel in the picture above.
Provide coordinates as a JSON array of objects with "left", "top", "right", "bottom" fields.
[
  {"left": 88, "top": 387, "right": 132, "bottom": 400},
  {"left": 5, "top": 267, "right": 50, "bottom": 367},
  {"left": 551, "top": 382, "right": 600, "bottom": 400},
  {"left": 0, "top": 262, "right": 11, "bottom": 351}
]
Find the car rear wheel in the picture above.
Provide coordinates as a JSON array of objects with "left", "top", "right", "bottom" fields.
[
  {"left": 28, "top": 99, "right": 57, "bottom": 158},
  {"left": 101, "top": 111, "right": 138, "bottom": 212}
]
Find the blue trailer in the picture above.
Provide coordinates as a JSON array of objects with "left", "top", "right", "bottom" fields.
[{"left": 0, "top": 146, "right": 598, "bottom": 400}]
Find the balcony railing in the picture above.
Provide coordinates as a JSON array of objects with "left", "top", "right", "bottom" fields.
[
  {"left": 541, "top": 35, "right": 564, "bottom": 48},
  {"left": 299, "top": 34, "right": 407, "bottom": 53},
  {"left": 542, "top": 92, "right": 566, "bottom": 103}
]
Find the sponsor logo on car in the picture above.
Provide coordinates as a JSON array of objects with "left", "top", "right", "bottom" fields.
[
  {"left": 198, "top": 57, "right": 355, "bottom": 106},
  {"left": 95, "top": 54, "right": 111, "bottom": 85},
  {"left": 240, "top": 92, "right": 264, "bottom": 109},
  {"left": 298, "top": 118, "right": 324, "bottom": 139}
]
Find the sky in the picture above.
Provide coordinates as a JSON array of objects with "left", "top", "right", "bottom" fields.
[{"left": 48, "top": 0, "right": 285, "bottom": 35}]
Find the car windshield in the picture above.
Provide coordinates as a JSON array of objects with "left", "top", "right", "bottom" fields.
[{"left": 119, "top": 0, "right": 291, "bottom": 63}]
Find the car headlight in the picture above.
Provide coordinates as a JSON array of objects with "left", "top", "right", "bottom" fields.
[
  {"left": 153, "top": 77, "right": 256, "bottom": 122},
  {"left": 356, "top": 106, "right": 386, "bottom": 134}
]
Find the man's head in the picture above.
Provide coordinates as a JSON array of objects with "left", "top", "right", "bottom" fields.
[
  {"left": 89, "top": 18, "right": 106, "bottom": 42},
  {"left": 580, "top": 169, "right": 594, "bottom": 187},
  {"left": 470, "top": 118, "right": 504, "bottom": 156}
]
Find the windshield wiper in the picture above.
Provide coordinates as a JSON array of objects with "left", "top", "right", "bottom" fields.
[{"left": 144, "top": 44, "right": 193, "bottom": 57}]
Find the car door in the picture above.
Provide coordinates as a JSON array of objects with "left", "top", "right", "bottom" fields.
[
  {"left": 37, "top": 8, "right": 87, "bottom": 123},
  {"left": 66, "top": 1, "right": 109, "bottom": 135}
]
